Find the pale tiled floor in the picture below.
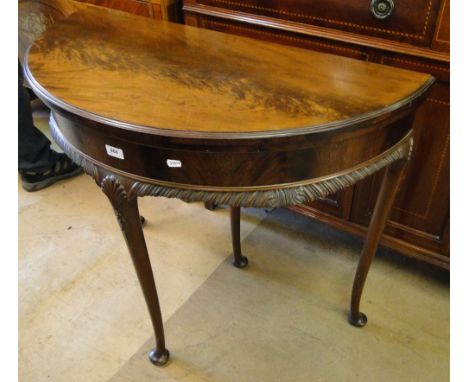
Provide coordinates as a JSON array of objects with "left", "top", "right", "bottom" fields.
[
  {"left": 19, "top": 174, "right": 268, "bottom": 382},
  {"left": 111, "top": 209, "right": 450, "bottom": 382},
  {"left": 19, "top": 105, "right": 449, "bottom": 381}
]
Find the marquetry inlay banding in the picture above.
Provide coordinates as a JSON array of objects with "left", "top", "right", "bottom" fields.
[{"left": 202, "top": 0, "right": 435, "bottom": 39}]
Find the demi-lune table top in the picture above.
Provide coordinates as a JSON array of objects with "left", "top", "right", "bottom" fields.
[{"left": 25, "top": 6, "right": 432, "bottom": 138}]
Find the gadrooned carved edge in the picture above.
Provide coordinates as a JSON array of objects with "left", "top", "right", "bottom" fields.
[
  {"left": 127, "top": 140, "right": 411, "bottom": 207},
  {"left": 101, "top": 175, "right": 128, "bottom": 207},
  {"left": 50, "top": 118, "right": 412, "bottom": 208}
]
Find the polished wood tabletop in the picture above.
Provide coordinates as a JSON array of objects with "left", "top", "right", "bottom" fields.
[
  {"left": 23, "top": 1, "right": 434, "bottom": 367},
  {"left": 26, "top": 6, "right": 432, "bottom": 138}
]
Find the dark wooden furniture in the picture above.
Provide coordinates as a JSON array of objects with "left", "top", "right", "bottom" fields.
[
  {"left": 25, "top": 5, "right": 433, "bottom": 366},
  {"left": 183, "top": 0, "right": 450, "bottom": 270},
  {"left": 73, "top": 0, "right": 183, "bottom": 21}
]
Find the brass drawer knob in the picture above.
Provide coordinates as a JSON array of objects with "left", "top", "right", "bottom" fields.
[{"left": 370, "top": 0, "right": 395, "bottom": 19}]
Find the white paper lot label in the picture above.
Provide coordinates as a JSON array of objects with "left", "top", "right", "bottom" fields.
[
  {"left": 167, "top": 159, "right": 182, "bottom": 168},
  {"left": 105, "top": 144, "right": 124, "bottom": 160}
]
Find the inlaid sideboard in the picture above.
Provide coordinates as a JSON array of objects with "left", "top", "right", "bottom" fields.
[{"left": 183, "top": 0, "right": 450, "bottom": 269}]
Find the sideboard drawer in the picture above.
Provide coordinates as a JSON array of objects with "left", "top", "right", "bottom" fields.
[
  {"left": 195, "top": 15, "right": 370, "bottom": 60},
  {"left": 195, "top": 0, "right": 441, "bottom": 46}
]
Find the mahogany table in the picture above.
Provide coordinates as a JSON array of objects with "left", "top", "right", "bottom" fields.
[{"left": 24, "top": 5, "right": 433, "bottom": 366}]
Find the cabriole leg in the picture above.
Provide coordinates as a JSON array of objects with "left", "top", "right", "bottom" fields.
[
  {"left": 101, "top": 175, "right": 169, "bottom": 365},
  {"left": 230, "top": 206, "right": 248, "bottom": 268},
  {"left": 349, "top": 159, "right": 407, "bottom": 327}
]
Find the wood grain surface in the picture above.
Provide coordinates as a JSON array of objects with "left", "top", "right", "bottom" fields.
[{"left": 26, "top": 6, "right": 432, "bottom": 137}]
